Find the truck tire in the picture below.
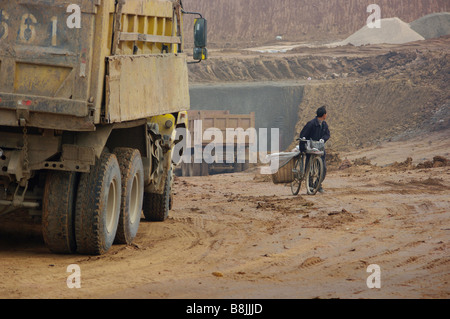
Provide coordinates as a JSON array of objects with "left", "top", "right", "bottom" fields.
[
  {"left": 42, "top": 171, "right": 78, "bottom": 254},
  {"left": 143, "top": 167, "right": 172, "bottom": 221},
  {"left": 75, "top": 152, "right": 122, "bottom": 255},
  {"left": 113, "top": 148, "right": 144, "bottom": 245}
]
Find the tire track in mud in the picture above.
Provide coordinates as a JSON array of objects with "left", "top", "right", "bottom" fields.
[
  {"left": 294, "top": 167, "right": 449, "bottom": 293},
  {"left": 166, "top": 209, "right": 259, "bottom": 266},
  {"left": 299, "top": 257, "right": 324, "bottom": 269},
  {"left": 170, "top": 188, "right": 322, "bottom": 279},
  {"left": 422, "top": 257, "right": 450, "bottom": 270}
]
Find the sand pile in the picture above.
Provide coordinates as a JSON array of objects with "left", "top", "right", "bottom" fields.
[
  {"left": 410, "top": 12, "right": 450, "bottom": 39},
  {"left": 340, "top": 17, "right": 424, "bottom": 46}
]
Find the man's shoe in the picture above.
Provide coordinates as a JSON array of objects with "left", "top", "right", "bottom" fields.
[{"left": 318, "top": 187, "right": 325, "bottom": 193}]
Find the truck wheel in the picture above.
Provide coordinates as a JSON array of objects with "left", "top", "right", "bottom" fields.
[
  {"left": 42, "top": 171, "right": 78, "bottom": 254},
  {"left": 113, "top": 148, "right": 144, "bottom": 245},
  {"left": 143, "top": 168, "right": 172, "bottom": 221},
  {"left": 75, "top": 152, "right": 122, "bottom": 255}
]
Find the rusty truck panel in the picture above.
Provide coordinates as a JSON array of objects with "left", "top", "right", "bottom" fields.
[
  {"left": 0, "top": 0, "right": 103, "bottom": 130},
  {"left": 177, "top": 110, "right": 256, "bottom": 176},
  {"left": 106, "top": 54, "right": 189, "bottom": 123},
  {"left": 187, "top": 110, "right": 256, "bottom": 146},
  {"left": 0, "top": 0, "right": 189, "bottom": 130},
  {"left": 105, "top": 0, "right": 189, "bottom": 123}
]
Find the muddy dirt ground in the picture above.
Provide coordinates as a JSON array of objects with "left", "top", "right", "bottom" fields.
[{"left": 0, "top": 129, "right": 448, "bottom": 299}]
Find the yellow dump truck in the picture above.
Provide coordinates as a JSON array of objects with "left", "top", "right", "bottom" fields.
[
  {"left": 0, "top": 0, "right": 207, "bottom": 255},
  {"left": 176, "top": 110, "right": 256, "bottom": 176}
]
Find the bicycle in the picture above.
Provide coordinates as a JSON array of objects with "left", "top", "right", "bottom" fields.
[{"left": 291, "top": 138, "right": 325, "bottom": 196}]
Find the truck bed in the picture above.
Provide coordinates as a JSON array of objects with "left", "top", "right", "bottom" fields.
[
  {"left": 187, "top": 110, "right": 256, "bottom": 146},
  {"left": 0, "top": 0, "right": 190, "bottom": 131}
]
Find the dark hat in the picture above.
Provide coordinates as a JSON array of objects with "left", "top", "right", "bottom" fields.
[{"left": 316, "top": 106, "right": 327, "bottom": 117}]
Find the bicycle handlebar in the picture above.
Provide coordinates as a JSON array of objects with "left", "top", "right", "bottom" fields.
[{"left": 296, "top": 137, "right": 324, "bottom": 142}]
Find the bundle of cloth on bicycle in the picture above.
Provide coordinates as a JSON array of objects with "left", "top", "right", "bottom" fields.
[{"left": 265, "top": 140, "right": 324, "bottom": 174}]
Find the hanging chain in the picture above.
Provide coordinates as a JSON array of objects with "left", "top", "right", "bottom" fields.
[{"left": 22, "top": 125, "right": 29, "bottom": 173}]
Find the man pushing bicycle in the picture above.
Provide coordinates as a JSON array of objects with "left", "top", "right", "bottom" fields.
[{"left": 299, "top": 106, "right": 330, "bottom": 193}]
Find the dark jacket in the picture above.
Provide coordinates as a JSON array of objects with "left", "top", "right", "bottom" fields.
[{"left": 300, "top": 117, "right": 330, "bottom": 142}]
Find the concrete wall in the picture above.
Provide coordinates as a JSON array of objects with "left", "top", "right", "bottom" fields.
[{"left": 189, "top": 82, "right": 304, "bottom": 151}]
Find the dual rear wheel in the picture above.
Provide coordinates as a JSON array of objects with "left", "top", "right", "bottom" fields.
[
  {"left": 143, "top": 166, "right": 173, "bottom": 222},
  {"left": 42, "top": 148, "right": 155, "bottom": 255}
]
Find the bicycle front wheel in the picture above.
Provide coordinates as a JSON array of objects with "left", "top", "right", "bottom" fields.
[
  {"left": 291, "top": 157, "right": 303, "bottom": 196},
  {"left": 305, "top": 156, "right": 324, "bottom": 195}
]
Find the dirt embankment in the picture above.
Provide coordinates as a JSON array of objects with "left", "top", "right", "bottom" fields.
[
  {"left": 189, "top": 37, "right": 450, "bottom": 152},
  {"left": 189, "top": 37, "right": 450, "bottom": 85},
  {"left": 292, "top": 40, "right": 449, "bottom": 151},
  {"left": 294, "top": 76, "right": 447, "bottom": 151}
]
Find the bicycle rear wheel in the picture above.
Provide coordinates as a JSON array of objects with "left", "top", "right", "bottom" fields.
[
  {"left": 305, "top": 156, "right": 324, "bottom": 195},
  {"left": 291, "top": 157, "right": 303, "bottom": 195}
]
